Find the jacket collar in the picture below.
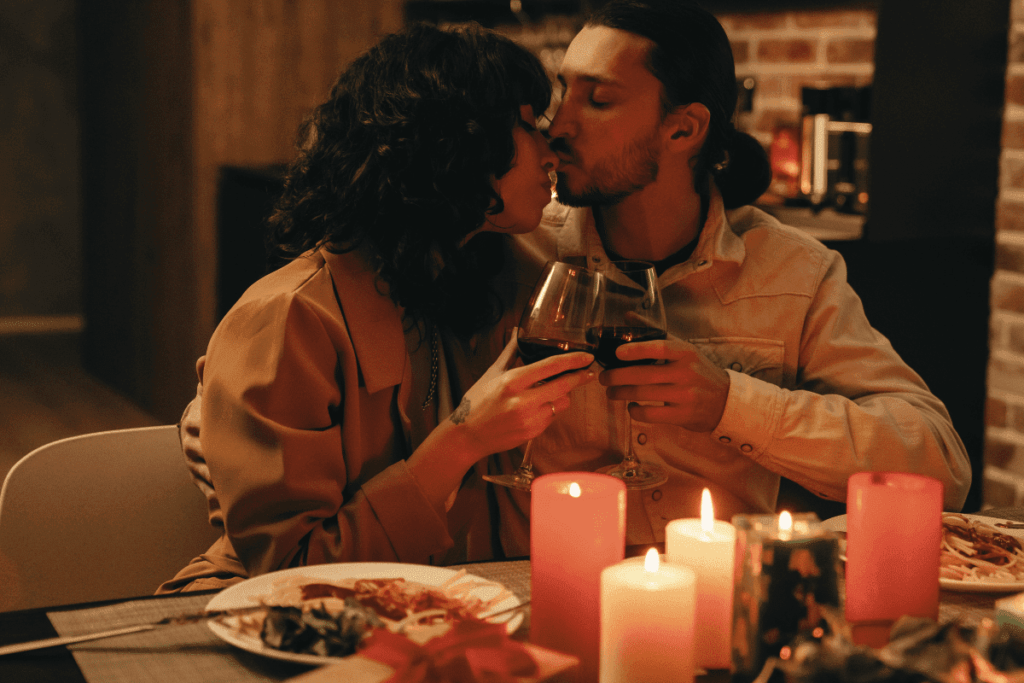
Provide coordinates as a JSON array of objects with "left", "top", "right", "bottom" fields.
[
  {"left": 321, "top": 248, "right": 407, "bottom": 395},
  {"left": 547, "top": 184, "right": 748, "bottom": 276},
  {"left": 701, "top": 185, "right": 746, "bottom": 268}
]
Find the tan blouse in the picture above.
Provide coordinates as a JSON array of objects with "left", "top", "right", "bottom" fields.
[{"left": 158, "top": 248, "right": 502, "bottom": 592}]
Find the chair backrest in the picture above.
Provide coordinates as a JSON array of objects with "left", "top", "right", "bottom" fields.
[{"left": 0, "top": 425, "right": 221, "bottom": 612}]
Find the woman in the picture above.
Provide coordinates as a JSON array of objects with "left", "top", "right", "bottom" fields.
[{"left": 159, "top": 23, "right": 594, "bottom": 592}]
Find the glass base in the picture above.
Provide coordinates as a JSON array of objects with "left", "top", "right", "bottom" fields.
[
  {"left": 482, "top": 471, "right": 534, "bottom": 492},
  {"left": 597, "top": 461, "right": 668, "bottom": 490}
]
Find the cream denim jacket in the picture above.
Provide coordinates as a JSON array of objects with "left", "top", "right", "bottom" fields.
[{"left": 485, "top": 190, "right": 972, "bottom": 553}]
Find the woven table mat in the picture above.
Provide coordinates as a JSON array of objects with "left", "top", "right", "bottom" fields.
[{"left": 47, "top": 560, "right": 532, "bottom": 683}]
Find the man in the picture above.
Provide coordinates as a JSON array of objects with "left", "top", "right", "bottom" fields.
[{"left": 487, "top": 0, "right": 971, "bottom": 554}]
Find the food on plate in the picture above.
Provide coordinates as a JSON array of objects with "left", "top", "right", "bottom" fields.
[
  {"left": 940, "top": 513, "right": 1024, "bottom": 583},
  {"left": 259, "top": 599, "right": 383, "bottom": 657},
  {"left": 218, "top": 570, "right": 512, "bottom": 658}
]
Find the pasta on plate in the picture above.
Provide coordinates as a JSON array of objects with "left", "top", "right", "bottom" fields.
[{"left": 940, "top": 513, "right": 1024, "bottom": 584}]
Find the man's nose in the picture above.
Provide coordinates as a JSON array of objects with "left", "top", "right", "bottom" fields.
[{"left": 546, "top": 100, "right": 575, "bottom": 139}]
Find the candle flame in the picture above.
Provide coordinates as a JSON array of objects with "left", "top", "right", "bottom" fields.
[
  {"left": 644, "top": 547, "right": 659, "bottom": 572},
  {"left": 700, "top": 488, "right": 714, "bottom": 533},
  {"left": 779, "top": 510, "right": 793, "bottom": 532},
  {"left": 569, "top": 482, "right": 581, "bottom": 498}
]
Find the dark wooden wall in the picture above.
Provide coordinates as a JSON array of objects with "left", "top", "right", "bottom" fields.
[{"left": 78, "top": 0, "right": 403, "bottom": 422}]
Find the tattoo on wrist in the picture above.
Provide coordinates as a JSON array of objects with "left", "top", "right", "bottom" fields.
[{"left": 450, "top": 398, "right": 470, "bottom": 425}]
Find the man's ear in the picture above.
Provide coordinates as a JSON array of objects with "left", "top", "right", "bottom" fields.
[{"left": 666, "top": 102, "right": 711, "bottom": 150}]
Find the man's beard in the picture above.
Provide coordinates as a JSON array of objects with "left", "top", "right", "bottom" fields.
[{"left": 553, "top": 128, "right": 661, "bottom": 207}]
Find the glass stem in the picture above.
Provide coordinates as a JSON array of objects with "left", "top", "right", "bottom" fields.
[
  {"left": 622, "top": 403, "right": 640, "bottom": 474},
  {"left": 517, "top": 439, "right": 535, "bottom": 477}
]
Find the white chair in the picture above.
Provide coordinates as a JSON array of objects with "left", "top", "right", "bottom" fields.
[{"left": 0, "top": 425, "right": 221, "bottom": 612}]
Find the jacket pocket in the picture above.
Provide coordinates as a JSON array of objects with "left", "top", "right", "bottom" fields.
[{"left": 688, "top": 337, "right": 785, "bottom": 387}]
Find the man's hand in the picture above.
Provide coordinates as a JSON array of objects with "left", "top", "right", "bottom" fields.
[{"left": 598, "top": 336, "right": 730, "bottom": 432}]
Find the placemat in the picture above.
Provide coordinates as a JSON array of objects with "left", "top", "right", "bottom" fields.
[
  {"left": 455, "top": 559, "right": 532, "bottom": 635},
  {"left": 47, "top": 593, "right": 302, "bottom": 683},
  {"left": 47, "top": 560, "right": 531, "bottom": 683},
  {"left": 939, "top": 589, "right": 1001, "bottom": 628}
]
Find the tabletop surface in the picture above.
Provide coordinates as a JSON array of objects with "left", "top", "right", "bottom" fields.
[
  {"left": 0, "top": 560, "right": 532, "bottom": 683},
  {"left": 3, "top": 509, "right": 1022, "bottom": 683}
]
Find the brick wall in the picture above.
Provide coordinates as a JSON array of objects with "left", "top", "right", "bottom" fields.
[
  {"left": 984, "top": 0, "right": 1024, "bottom": 507},
  {"left": 719, "top": 9, "right": 877, "bottom": 147}
]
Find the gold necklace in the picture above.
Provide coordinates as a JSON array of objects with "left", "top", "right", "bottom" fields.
[{"left": 421, "top": 326, "right": 439, "bottom": 410}]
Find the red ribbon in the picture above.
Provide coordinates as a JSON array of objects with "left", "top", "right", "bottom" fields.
[{"left": 358, "top": 618, "right": 538, "bottom": 683}]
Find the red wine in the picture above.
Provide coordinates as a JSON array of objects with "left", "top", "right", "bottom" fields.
[
  {"left": 588, "top": 326, "right": 667, "bottom": 369},
  {"left": 517, "top": 337, "right": 595, "bottom": 365}
]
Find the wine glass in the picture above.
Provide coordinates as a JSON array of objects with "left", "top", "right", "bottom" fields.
[
  {"left": 482, "top": 261, "right": 599, "bottom": 491},
  {"left": 590, "top": 260, "right": 669, "bottom": 489}
]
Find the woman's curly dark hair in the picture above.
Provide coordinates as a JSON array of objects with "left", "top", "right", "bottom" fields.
[{"left": 266, "top": 22, "right": 552, "bottom": 337}]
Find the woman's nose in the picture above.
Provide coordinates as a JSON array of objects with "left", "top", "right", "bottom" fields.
[{"left": 536, "top": 132, "right": 557, "bottom": 170}]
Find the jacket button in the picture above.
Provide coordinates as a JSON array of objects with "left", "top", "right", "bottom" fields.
[
  {"left": 740, "top": 444, "right": 753, "bottom": 453},
  {"left": 637, "top": 433, "right": 648, "bottom": 445},
  {"left": 652, "top": 490, "right": 663, "bottom": 501},
  {"left": 718, "top": 435, "right": 731, "bottom": 444},
  {"left": 730, "top": 362, "right": 743, "bottom": 372}
]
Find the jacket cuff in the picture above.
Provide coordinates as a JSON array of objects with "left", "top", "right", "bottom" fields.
[
  {"left": 711, "top": 369, "right": 783, "bottom": 462},
  {"left": 361, "top": 459, "right": 453, "bottom": 561}
]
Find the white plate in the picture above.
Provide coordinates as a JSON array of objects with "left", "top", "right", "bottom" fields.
[
  {"left": 820, "top": 514, "right": 848, "bottom": 534},
  {"left": 206, "top": 562, "right": 523, "bottom": 666},
  {"left": 823, "top": 513, "right": 1024, "bottom": 594}
]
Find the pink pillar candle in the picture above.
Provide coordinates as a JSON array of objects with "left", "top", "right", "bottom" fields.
[
  {"left": 532, "top": 472, "right": 626, "bottom": 683},
  {"left": 845, "top": 472, "right": 943, "bottom": 637},
  {"left": 600, "top": 549, "right": 696, "bottom": 683},
  {"left": 665, "top": 501, "right": 736, "bottom": 670}
]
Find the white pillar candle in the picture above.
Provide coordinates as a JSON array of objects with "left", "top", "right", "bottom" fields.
[
  {"left": 664, "top": 488, "right": 737, "bottom": 670},
  {"left": 599, "top": 548, "right": 696, "bottom": 683}
]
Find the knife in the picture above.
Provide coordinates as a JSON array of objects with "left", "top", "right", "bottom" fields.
[
  {"left": 0, "top": 605, "right": 267, "bottom": 657},
  {"left": 0, "top": 600, "right": 529, "bottom": 657}
]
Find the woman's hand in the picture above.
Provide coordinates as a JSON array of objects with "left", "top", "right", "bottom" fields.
[
  {"left": 408, "top": 331, "right": 593, "bottom": 510},
  {"left": 451, "top": 331, "right": 595, "bottom": 464}
]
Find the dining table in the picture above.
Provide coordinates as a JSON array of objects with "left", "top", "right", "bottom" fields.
[{"left": 3, "top": 509, "right": 1024, "bottom": 683}]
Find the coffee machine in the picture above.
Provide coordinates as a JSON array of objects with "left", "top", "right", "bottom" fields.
[{"left": 799, "top": 86, "right": 872, "bottom": 215}]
